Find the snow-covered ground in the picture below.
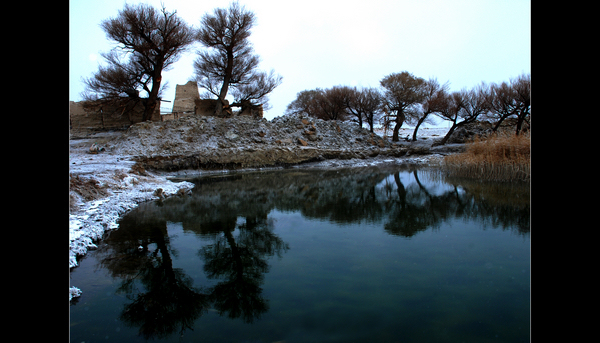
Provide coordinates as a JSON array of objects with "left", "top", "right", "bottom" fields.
[{"left": 69, "top": 133, "right": 195, "bottom": 300}]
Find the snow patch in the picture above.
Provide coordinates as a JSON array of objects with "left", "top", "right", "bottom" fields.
[
  {"left": 69, "top": 287, "right": 82, "bottom": 301},
  {"left": 69, "top": 150, "right": 195, "bottom": 299}
]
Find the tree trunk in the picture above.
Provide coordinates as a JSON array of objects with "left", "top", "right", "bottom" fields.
[
  {"left": 492, "top": 116, "right": 506, "bottom": 132},
  {"left": 215, "top": 49, "right": 234, "bottom": 117},
  {"left": 143, "top": 74, "right": 162, "bottom": 121},
  {"left": 438, "top": 123, "right": 458, "bottom": 145},
  {"left": 394, "top": 172, "right": 407, "bottom": 209},
  {"left": 412, "top": 115, "right": 427, "bottom": 141},
  {"left": 515, "top": 115, "right": 524, "bottom": 135},
  {"left": 392, "top": 122, "right": 401, "bottom": 142},
  {"left": 391, "top": 112, "right": 405, "bottom": 142}
]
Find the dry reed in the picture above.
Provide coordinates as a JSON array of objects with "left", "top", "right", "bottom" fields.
[{"left": 443, "top": 132, "right": 530, "bottom": 182}]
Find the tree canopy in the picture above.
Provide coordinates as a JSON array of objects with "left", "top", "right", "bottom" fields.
[
  {"left": 194, "top": 1, "right": 282, "bottom": 116},
  {"left": 82, "top": 3, "right": 194, "bottom": 121}
]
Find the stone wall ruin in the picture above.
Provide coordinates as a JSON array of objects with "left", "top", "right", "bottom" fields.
[
  {"left": 170, "top": 81, "right": 263, "bottom": 119},
  {"left": 171, "top": 80, "right": 200, "bottom": 114},
  {"left": 69, "top": 80, "right": 265, "bottom": 135},
  {"left": 69, "top": 99, "right": 161, "bottom": 135}
]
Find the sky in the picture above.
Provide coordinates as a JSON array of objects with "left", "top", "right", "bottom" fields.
[{"left": 69, "top": 0, "right": 530, "bottom": 124}]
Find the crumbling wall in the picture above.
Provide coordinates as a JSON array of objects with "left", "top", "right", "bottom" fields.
[
  {"left": 69, "top": 99, "right": 161, "bottom": 134},
  {"left": 238, "top": 100, "right": 264, "bottom": 118},
  {"left": 194, "top": 98, "right": 234, "bottom": 117},
  {"left": 167, "top": 81, "right": 264, "bottom": 120},
  {"left": 171, "top": 81, "right": 200, "bottom": 114}
]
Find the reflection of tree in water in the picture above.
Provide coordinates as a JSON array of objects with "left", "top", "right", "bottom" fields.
[
  {"left": 378, "top": 167, "right": 529, "bottom": 237},
  {"left": 200, "top": 214, "right": 289, "bottom": 323},
  {"left": 94, "top": 165, "right": 528, "bottom": 339},
  {"left": 97, "top": 217, "right": 210, "bottom": 340},
  {"left": 97, "top": 206, "right": 288, "bottom": 339},
  {"left": 383, "top": 172, "right": 441, "bottom": 237},
  {"left": 168, "top": 166, "right": 529, "bottom": 238},
  {"left": 447, "top": 177, "right": 530, "bottom": 235}
]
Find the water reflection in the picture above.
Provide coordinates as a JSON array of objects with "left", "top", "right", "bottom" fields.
[
  {"left": 85, "top": 165, "right": 529, "bottom": 340},
  {"left": 96, "top": 214, "right": 210, "bottom": 339},
  {"left": 96, "top": 210, "right": 289, "bottom": 339},
  {"left": 199, "top": 214, "right": 289, "bottom": 323},
  {"left": 168, "top": 165, "right": 529, "bottom": 237}
]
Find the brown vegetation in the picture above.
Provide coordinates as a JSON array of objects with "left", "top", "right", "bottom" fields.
[
  {"left": 69, "top": 174, "right": 110, "bottom": 212},
  {"left": 443, "top": 132, "right": 530, "bottom": 182}
]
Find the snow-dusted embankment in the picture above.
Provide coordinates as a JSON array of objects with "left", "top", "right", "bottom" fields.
[{"left": 68, "top": 148, "right": 194, "bottom": 301}]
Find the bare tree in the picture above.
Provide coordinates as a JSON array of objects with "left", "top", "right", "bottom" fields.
[
  {"left": 380, "top": 72, "right": 428, "bottom": 141},
  {"left": 83, "top": 3, "right": 194, "bottom": 121},
  {"left": 435, "top": 83, "right": 491, "bottom": 145},
  {"left": 194, "top": 1, "right": 281, "bottom": 116},
  {"left": 511, "top": 73, "right": 531, "bottom": 135},
  {"left": 408, "top": 78, "right": 450, "bottom": 141},
  {"left": 285, "top": 89, "right": 324, "bottom": 118},
  {"left": 316, "top": 86, "right": 352, "bottom": 121},
  {"left": 81, "top": 51, "right": 148, "bottom": 122},
  {"left": 230, "top": 69, "right": 282, "bottom": 112},
  {"left": 344, "top": 87, "right": 383, "bottom": 133},
  {"left": 486, "top": 73, "right": 531, "bottom": 135},
  {"left": 284, "top": 86, "right": 351, "bottom": 121}
]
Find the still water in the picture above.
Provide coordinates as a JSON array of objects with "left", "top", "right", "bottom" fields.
[{"left": 70, "top": 165, "right": 530, "bottom": 343}]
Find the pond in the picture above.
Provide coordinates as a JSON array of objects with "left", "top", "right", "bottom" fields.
[{"left": 69, "top": 165, "right": 530, "bottom": 343}]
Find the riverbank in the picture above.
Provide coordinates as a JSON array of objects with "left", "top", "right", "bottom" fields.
[
  {"left": 69, "top": 116, "right": 460, "bottom": 300},
  {"left": 106, "top": 115, "right": 463, "bottom": 171},
  {"left": 69, "top": 134, "right": 197, "bottom": 300}
]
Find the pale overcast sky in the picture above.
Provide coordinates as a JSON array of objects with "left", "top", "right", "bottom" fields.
[{"left": 69, "top": 0, "right": 530, "bottom": 123}]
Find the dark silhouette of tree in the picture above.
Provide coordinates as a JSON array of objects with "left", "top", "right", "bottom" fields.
[
  {"left": 409, "top": 78, "right": 450, "bottom": 141},
  {"left": 200, "top": 215, "right": 289, "bottom": 323},
  {"left": 344, "top": 87, "right": 384, "bottom": 133},
  {"left": 434, "top": 83, "right": 491, "bottom": 145},
  {"left": 485, "top": 73, "right": 530, "bottom": 135},
  {"left": 82, "top": 3, "right": 194, "bottom": 121},
  {"left": 511, "top": 73, "right": 531, "bottom": 135},
  {"left": 380, "top": 71, "right": 428, "bottom": 142},
  {"left": 284, "top": 86, "right": 350, "bottom": 121},
  {"left": 99, "top": 217, "right": 209, "bottom": 340},
  {"left": 315, "top": 86, "right": 352, "bottom": 121},
  {"left": 285, "top": 86, "right": 383, "bottom": 129},
  {"left": 194, "top": 1, "right": 282, "bottom": 116}
]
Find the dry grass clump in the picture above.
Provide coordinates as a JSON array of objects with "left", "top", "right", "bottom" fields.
[
  {"left": 443, "top": 132, "right": 530, "bottom": 182},
  {"left": 69, "top": 174, "right": 110, "bottom": 212}
]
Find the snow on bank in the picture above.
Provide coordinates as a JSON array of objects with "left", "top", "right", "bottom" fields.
[{"left": 69, "top": 150, "right": 194, "bottom": 301}]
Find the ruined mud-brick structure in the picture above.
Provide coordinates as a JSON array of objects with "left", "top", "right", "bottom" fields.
[
  {"left": 69, "top": 99, "right": 161, "bottom": 135},
  {"left": 170, "top": 81, "right": 200, "bottom": 117},
  {"left": 167, "top": 80, "right": 263, "bottom": 120}
]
